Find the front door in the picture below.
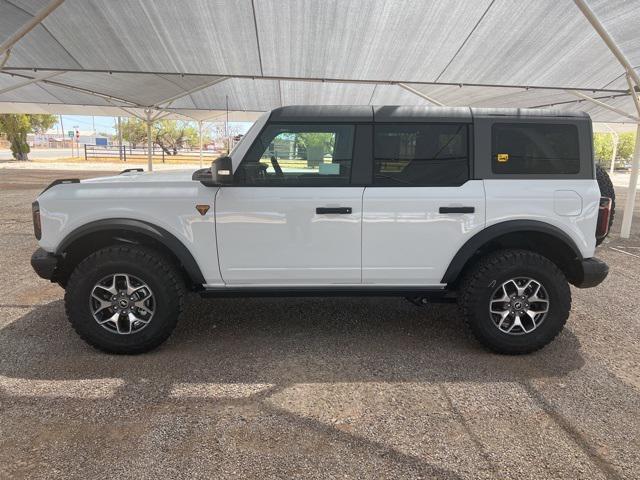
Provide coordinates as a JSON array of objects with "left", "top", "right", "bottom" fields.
[{"left": 215, "top": 123, "right": 363, "bottom": 285}]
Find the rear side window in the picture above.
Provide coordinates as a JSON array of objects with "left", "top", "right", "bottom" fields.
[
  {"left": 373, "top": 124, "right": 468, "bottom": 186},
  {"left": 492, "top": 123, "right": 580, "bottom": 175}
]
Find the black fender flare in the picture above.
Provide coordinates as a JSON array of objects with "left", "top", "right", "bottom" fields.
[
  {"left": 441, "top": 220, "right": 583, "bottom": 284},
  {"left": 56, "top": 218, "right": 206, "bottom": 285}
]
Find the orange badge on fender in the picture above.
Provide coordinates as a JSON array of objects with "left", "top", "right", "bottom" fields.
[{"left": 195, "top": 204, "right": 210, "bottom": 216}]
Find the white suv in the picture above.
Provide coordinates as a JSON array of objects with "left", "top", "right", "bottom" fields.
[{"left": 31, "top": 106, "right": 611, "bottom": 355}]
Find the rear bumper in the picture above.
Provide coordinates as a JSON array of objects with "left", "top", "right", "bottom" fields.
[
  {"left": 31, "top": 248, "right": 60, "bottom": 281},
  {"left": 571, "top": 257, "right": 609, "bottom": 288}
]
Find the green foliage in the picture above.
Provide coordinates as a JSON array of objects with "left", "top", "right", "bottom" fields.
[
  {"left": 617, "top": 132, "right": 636, "bottom": 162},
  {"left": 0, "top": 114, "right": 56, "bottom": 160},
  {"left": 117, "top": 118, "right": 200, "bottom": 153},
  {"left": 153, "top": 120, "right": 198, "bottom": 154},
  {"left": 29, "top": 114, "right": 57, "bottom": 134},
  {"left": 118, "top": 118, "right": 147, "bottom": 149},
  {"left": 295, "top": 132, "right": 335, "bottom": 152},
  {"left": 593, "top": 131, "right": 636, "bottom": 168}
]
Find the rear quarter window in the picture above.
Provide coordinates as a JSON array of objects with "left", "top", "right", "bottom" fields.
[{"left": 492, "top": 123, "right": 580, "bottom": 175}]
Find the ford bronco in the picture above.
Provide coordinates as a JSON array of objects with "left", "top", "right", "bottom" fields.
[{"left": 31, "top": 106, "right": 612, "bottom": 354}]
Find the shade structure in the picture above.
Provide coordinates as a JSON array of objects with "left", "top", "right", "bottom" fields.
[
  {"left": 0, "top": 0, "right": 639, "bottom": 122},
  {"left": 2, "top": 0, "right": 640, "bottom": 234}
]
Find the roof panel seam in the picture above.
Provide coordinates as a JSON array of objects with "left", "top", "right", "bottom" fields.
[
  {"left": 250, "top": 0, "right": 264, "bottom": 77},
  {"left": 434, "top": 0, "right": 496, "bottom": 83},
  {"left": 35, "top": 81, "right": 64, "bottom": 103},
  {"left": 367, "top": 85, "right": 377, "bottom": 105}
]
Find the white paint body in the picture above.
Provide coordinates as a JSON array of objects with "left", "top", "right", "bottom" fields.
[{"left": 36, "top": 168, "right": 600, "bottom": 288}]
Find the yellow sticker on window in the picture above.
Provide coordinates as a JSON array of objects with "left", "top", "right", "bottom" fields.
[{"left": 497, "top": 153, "right": 509, "bottom": 163}]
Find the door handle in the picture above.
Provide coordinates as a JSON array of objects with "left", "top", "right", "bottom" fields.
[
  {"left": 439, "top": 206, "right": 475, "bottom": 214},
  {"left": 316, "top": 207, "right": 352, "bottom": 214}
]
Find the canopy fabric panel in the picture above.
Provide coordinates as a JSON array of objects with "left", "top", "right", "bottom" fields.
[{"left": 0, "top": 0, "right": 639, "bottom": 122}]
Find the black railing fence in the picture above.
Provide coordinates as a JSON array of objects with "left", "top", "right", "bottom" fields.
[{"left": 84, "top": 145, "right": 219, "bottom": 163}]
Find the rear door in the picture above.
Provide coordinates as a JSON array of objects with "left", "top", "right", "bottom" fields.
[
  {"left": 362, "top": 122, "right": 485, "bottom": 285},
  {"left": 215, "top": 123, "right": 364, "bottom": 285}
]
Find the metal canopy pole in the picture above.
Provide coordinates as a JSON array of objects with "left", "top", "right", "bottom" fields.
[
  {"left": 198, "top": 120, "right": 203, "bottom": 168},
  {"left": 0, "top": 0, "right": 65, "bottom": 56},
  {"left": 603, "top": 124, "right": 619, "bottom": 175},
  {"left": 152, "top": 77, "right": 229, "bottom": 109},
  {"left": 573, "top": 0, "right": 640, "bottom": 238},
  {"left": 565, "top": 90, "right": 639, "bottom": 122},
  {"left": 573, "top": 0, "right": 640, "bottom": 87},
  {"left": 145, "top": 109, "right": 153, "bottom": 172},
  {"left": 117, "top": 116, "right": 123, "bottom": 162},
  {"left": 621, "top": 75, "right": 640, "bottom": 238},
  {"left": 398, "top": 83, "right": 445, "bottom": 106}
]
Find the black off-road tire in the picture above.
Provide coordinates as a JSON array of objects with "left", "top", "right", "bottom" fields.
[
  {"left": 459, "top": 249, "right": 571, "bottom": 355},
  {"left": 596, "top": 164, "right": 615, "bottom": 245},
  {"left": 65, "top": 245, "right": 185, "bottom": 354}
]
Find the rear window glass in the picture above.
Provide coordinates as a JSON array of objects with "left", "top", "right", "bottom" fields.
[
  {"left": 492, "top": 123, "right": 580, "bottom": 175},
  {"left": 374, "top": 124, "right": 469, "bottom": 186}
]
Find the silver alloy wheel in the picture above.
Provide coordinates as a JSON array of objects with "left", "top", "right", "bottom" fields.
[
  {"left": 489, "top": 277, "right": 549, "bottom": 335},
  {"left": 89, "top": 273, "right": 155, "bottom": 335}
]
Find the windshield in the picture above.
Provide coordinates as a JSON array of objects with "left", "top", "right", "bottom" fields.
[{"left": 229, "top": 112, "right": 270, "bottom": 171}]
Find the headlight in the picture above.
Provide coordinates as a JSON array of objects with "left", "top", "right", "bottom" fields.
[{"left": 32, "top": 201, "right": 41, "bottom": 240}]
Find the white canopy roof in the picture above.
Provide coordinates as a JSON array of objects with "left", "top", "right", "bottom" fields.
[{"left": 0, "top": 0, "right": 639, "bottom": 122}]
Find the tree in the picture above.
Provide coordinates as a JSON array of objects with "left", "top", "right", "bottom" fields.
[
  {"left": 593, "top": 132, "right": 614, "bottom": 166},
  {"left": 118, "top": 118, "right": 147, "bottom": 149},
  {"left": 153, "top": 120, "right": 198, "bottom": 154},
  {"left": 617, "top": 132, "right": 636, "bottom": 162},
  {"left": 0, "top": 114, "right": 56, "bottom": 160},
  {"left": 593, "top": 131, "right": 636, "bottom": 168},
  {"left": 118, "top": 118, "right": 200, "bottom": 153}
]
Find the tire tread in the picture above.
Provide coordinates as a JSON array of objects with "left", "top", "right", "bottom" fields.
[
  {"left": 459, "top": 249, "right": 571, "bottom": 355},
  {"left": 64, "top": 245, "right": 185, "bottom": 354}
]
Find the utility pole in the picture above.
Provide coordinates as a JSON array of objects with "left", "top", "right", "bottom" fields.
[{"left": 59, "top": 114, "right": 64, "bottom": 150}]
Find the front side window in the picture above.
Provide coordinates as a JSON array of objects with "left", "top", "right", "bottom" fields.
[
  {"left": 492, "top": 123, "right": 580, "bottom": 175},
  {"left": 235, "top": 124, "right": 354, "bottom": 186},
  {"left": 373, "top": 124, "right": 469, "bottom": 186}
]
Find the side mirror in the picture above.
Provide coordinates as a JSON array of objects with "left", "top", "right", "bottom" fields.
[
  {"left": 192, "top": 156, "right": 233, "bottom": 187},
  {"left": 211, "top": 156, "right": 233, "bottom": 185}
]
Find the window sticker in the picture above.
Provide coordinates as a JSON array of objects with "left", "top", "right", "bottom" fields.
[
  {"left": 319, "top": 163, "right": 340, "bottom": 175},
  {"left": 497, "top": 153, "right": 509, "bottom": 163}
]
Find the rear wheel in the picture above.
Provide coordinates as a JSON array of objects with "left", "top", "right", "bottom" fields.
[
  {"left": 65, "top": 245, "right": 185, "bottom": 354},
  {"left": 459, "top": 249, "right": 571, "bottom": 354}
]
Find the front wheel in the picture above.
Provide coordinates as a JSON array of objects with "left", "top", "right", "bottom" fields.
[
  {"left": 65, "top": 245, "right": 185, "bottom": 354},
  {"left": 459, "top": 249, "right": 571, "bottom": 354}
]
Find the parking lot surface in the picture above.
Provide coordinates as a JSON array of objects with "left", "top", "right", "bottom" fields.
[{"left": 0, "top": 169, "right": 638, "bottom": 479}]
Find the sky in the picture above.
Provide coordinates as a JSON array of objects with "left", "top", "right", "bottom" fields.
[{"left": 51, "top": 115, "right": 253, "bottom": 136}]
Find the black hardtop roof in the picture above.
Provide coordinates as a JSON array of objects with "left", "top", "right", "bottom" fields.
[{"left": 268, "top": 105, "right": 590, "bottom": 123}]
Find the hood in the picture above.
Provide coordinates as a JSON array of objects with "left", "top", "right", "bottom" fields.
[{"left": 80, "top": 168, "right": 198, "bottom": 184}]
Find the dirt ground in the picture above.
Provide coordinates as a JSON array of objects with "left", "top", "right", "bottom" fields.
[{"left": 0, "top": 168, "right": 638, "bottom": 479}]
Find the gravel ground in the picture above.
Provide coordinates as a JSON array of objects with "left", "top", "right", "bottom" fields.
[{"left": 0, "top": 169, "right": 638, "bottom": 479}]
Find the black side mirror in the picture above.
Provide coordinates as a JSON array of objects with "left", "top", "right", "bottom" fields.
[
  {"left": 211, "top": 156, "right": 233, "bottom": 185},
  {"left": 192, "top": 156, "right": 233, "bottom": 187}
]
